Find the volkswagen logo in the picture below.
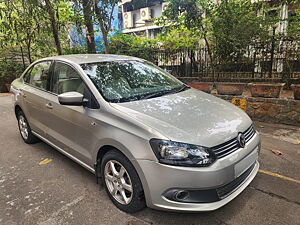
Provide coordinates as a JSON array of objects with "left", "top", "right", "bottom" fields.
[{"left": 237, "top": 133, "right": 246, "bottom": 148}]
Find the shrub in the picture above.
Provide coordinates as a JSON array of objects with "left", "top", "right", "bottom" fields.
[
  {"left": 109, "top": 33, "right": 159, "bottom": 63},
  {"left": 0, "top": 60, "right": 24, "bottom": 92}
]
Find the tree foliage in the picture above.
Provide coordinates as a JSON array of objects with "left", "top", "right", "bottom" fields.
[
  {"left": 159, "top": 0, "right": 288, "bottom": 68},
  {"left": 94, "top": 0, "right": 120, "bottom": 53},
  {"left": 159, "top": 0, "right": 214, "bottom": 61},
  {"left": 82, "top": 0, "right": 96, "bottom": 53},
  {"left": 158, "top": 27, "right": 200, "bottom": 51},
  {"left": 109, "top": 32, "right": 158, "bottom": 61},
  {"left": 0, "top": 59, "right": 23, "bottom": 92},
  {"left": 0, "top": 0, "right": 299, "bottom": 76},
  {"left": 286, "top": 0, "right": 300, "bottom": 40},
  {"left": 0, "top": 0, "right": 49, "bottom": 63},
  {"left": 210, "top": 0, "right": 269, "bottom": 64},
  {"left": 0, "top": 0, "right": 75, "bottom": 63}
]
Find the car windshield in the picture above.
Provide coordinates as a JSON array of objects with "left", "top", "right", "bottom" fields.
[{"left": 81, "top": 60, "right": 188, "bottom": 103}]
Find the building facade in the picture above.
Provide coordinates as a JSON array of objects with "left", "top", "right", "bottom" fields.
[{"left": 118, "top": 0, "right": 169, "bottom": 39}]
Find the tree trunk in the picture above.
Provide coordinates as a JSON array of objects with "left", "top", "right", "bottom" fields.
[
  {"left": 94, "top": 0, "right": 111, "bottom": 53},
  {"left": 26, "top": 37, "right": 32, "bottom": 64},
  {"left": 14, "top": 22, "right": 26, "bottom": 68},
  {"left": 20, "top": 46, "right": 26, "bottom": 69},
  {"left": 201, "top": 27, "right": 214, "bottom": 81},
  {"left": 101, "top": 30, "right": 109, "bottom": 54},
  {"left": 44, "top": 0, "right": 62, "bottom": 55},
  {"left": 82, "top": 0, "right": 96, "bottom": 53},
  {"left": 95, "top": 14, "right": 110, "bottom": 53}
]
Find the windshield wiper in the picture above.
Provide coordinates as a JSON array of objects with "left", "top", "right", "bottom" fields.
[
  {"left": 113, "top": 85, "right": 190, "bottom": 103},
  {"left": 139, "top": 90, "right": 171, "bottom": 100},
  {"left": 174, "top": 85, "right": 190, "bottom": 93},
  {"left": 139, "top": 85, "right": 190, "bottom": 100}
]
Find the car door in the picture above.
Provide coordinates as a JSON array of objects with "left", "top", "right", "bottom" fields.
[
  {"left": 21, "top": 61, "right": 53, "bottom": 135},
  {"left": 43, "top": 61, "right": 100, "bottom": 166}
]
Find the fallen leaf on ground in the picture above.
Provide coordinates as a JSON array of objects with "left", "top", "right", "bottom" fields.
[
  {"left": 271, "top": 150, "right": 283, "bottom": 156},
  {"left": 38, "top": 158, "right": 52, "bottom": 165},
  {"left": 259, "top": 125, "right": 264, "bottom": 128},
  {"left": 296, "top": 140, "right": 300, "bottom": 144}
]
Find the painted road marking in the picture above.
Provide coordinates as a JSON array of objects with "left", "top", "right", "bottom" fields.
[{"left": 259, "top": 169, "right": 300, "bottom": 184}]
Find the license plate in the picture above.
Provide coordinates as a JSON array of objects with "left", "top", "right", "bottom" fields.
[{"left": 234, "top": 148, "right": 258, "bottom": 178}]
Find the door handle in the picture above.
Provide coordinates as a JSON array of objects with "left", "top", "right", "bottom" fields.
[{"left": 46, "top": 103, "right": 53, "bottom": 109}]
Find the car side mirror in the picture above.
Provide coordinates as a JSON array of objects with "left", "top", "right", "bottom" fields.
[{"left": 58, "top": 92, "right": 87, "bottom": 106}]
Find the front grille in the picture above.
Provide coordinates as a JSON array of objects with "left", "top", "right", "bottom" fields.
[
  {"left": 211, "top": 125, "right": 256, "bottom": 159},
  {"left": 217, "top": 162, "right": 256, "bottom": 199}
]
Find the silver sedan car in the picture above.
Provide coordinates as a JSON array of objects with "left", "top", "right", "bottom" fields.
[{"left": 11, "top": 54, "right": 260, "bottom": 213}]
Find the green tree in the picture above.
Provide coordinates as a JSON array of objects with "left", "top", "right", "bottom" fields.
[
  {"left": 41, "top": 0, "right": 77, "bottom": 55},
  {"left": 160, "top": 0, "right": 272, "bottom": 71},
  {"left": 159, "top": 0, "right": 214, "bottom": 64},
  {"left": 93, "top": 0, "right": 121, "bottom": 53},
  {"left": 158, "top": 26, "right": 200, "bottom": 51},
  {"left": 210, "top": 0, "right": 268, "bottom": 66},
  {"left": 82, "top": 0, "right": 96, "bottom": 53},
  {"left": 0, "top": 0, "right": 75, "bottom": 61},
  {"left": 286, "top": 0, "right": 300, "bottom": 40},
  {"left": 0, "top": 0, "right": 46, "bottom": 63},
  {"left": 109, "top": 32, "right": 159, "bottom": 62},
  {"left": 44, "top": 0, "right": 63, "bottom": 55}
]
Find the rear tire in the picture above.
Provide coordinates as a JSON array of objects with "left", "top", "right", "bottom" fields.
[
  {"left": 17, "top": 111, "right": 39, "bottom": 144},
  {"left": 101, "top": 150, "right": 146, "bottom": 213}
]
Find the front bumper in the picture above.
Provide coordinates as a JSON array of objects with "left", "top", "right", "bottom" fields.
[{"left": 135, "top": 132, "right": 260, "bottom": 212}]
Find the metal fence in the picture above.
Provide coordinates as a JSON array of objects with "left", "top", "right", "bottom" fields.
[{"left": 151, "top": 39, "right": 300, "bottom": 84}]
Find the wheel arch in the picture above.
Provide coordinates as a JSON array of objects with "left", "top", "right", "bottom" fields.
[
  {"left": 14, "top": 105, "right": 23, "bottom": 118},
  {"left": 95, "top": 142, "right": 135, "bottom": 178},
  {"left": 94, "top": 143, "right": 151, "bottom": 206}
]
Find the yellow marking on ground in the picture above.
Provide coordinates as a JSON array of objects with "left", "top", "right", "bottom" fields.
[
  {"left": 38, "top": 158, "right": 53, "bottom": 165},
  {"left": 258, "top": 169, "right": 300, "bottom": 184}
]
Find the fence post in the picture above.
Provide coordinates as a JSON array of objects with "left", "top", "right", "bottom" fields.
[{"left": 269, "top": 26, "right": 276, "bottom": 78}]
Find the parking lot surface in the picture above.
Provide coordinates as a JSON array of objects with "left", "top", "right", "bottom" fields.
[{"left": 0, "top": 95, "right": 299, "bottom": 225}]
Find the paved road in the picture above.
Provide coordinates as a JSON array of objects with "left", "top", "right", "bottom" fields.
[{"left": 0, "top": 95, "right": 299, "bottom": 225}]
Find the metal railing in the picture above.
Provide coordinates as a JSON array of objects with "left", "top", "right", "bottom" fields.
[{"left": 147, "top": 39, "right": 300, "bottom": 84}]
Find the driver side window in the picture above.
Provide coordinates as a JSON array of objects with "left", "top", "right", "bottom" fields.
[
  {"left": 51, "top": 61, "right": 99, "bottom": 109},
  {"left": 52, "top": 62, "right": 84, "bottom": 95}
]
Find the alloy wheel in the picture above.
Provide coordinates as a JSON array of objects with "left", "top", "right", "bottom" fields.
[
  {"left": 104, "top": 160, "right": 133, "bottom": 205},
  {"left": 19, "top": 115, "right": 28, "bottom": 140}
]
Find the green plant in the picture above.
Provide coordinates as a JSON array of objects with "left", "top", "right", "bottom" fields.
[
  {"left": 210, "top": 0, "right": 269, "bottom": 66},
  {"left": 0, "top": 59, "right": 24, "bottom": 92},
  {"left": 0, "top": 60, "right": 23, "bottom": 81},
  {"left": 109, "top": 33, "right": 159, "bottom": 62},
  {"left": 158, "top": 27, "right": 200, "bottom": 51},
  {"left": 158, "top": 0, "right": 278, "bottom": 74},
  {"left": 94, "top": 0, "right": 121, "bottom": 53}
]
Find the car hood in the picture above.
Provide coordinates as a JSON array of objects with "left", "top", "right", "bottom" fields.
[{"left": 110, "top": 88, "right": 252, "bottom": 147}]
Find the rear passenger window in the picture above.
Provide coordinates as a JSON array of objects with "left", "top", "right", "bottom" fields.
[
  {"left": 52, "top": 62, "right": 84, "bottom": 95},
  {"left": 26, "top": 61, "right": 51, "bottom": 90}
]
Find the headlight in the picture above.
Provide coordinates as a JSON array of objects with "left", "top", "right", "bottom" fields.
[{"left": 150, "top": 139, "right": 216, "bottom": 167}]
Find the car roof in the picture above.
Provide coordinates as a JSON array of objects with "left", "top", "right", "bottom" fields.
[{"left": 41, "top": 54, "right": 143, "bottom": 65}]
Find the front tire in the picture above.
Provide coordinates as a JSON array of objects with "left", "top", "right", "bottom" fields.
[
  {"left": 101, "top": 150, "right": 146, "bottom": 213},
  {"left": 17, "top": 111, "right": 39, "bottom": 144}
]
